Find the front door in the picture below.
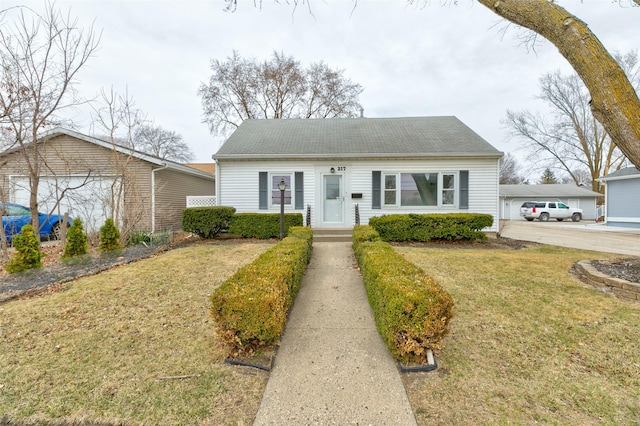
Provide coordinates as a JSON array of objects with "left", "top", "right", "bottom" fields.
[{"left": 323, "top": 174, "right": 343, "bottom": 224}]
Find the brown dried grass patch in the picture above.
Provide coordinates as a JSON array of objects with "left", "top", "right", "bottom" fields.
[
  {"left": 0, "top": 241, "right": 272, "bottom": 425},
  {"left": 397, "top": 244, "right": 640, "bottom": 425}
]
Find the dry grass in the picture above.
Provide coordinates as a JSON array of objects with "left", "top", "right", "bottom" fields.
[
  {"left": 397, "top": 244, "right": 640, "bottom": 425},
  {"left": 0, "top": 241, "right": 273, "bottom": 425}
]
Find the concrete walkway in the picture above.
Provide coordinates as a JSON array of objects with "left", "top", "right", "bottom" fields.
[{"left": 253, "top": 242, "right": 417, "bottom": 425}]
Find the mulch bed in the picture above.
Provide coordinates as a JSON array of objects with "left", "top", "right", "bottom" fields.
[
  {"left": 0, "top": 243, "right": 163, "bottom": 303},
  {"left": 590, "top": 257, "right": 640, "bottom": 284}
]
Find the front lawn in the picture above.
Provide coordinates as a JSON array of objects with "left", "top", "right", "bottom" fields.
[
  {"left": 0, "top": 241, "right": 272, "bottom": 425},
  {"left": 397, "top": 244, "right": 640, "bottom": 425}
]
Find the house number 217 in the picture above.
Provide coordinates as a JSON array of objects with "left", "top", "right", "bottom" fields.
[{"left": 336, "top": 166, "right": 346, "bottom": 171}]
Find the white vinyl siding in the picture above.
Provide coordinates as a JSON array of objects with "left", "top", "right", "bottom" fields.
[
  {"left": 218, "top": 158, "right": 500, "bottom": 231},
  {"left": 217, "top": 161, "right": 315, "bottom": 213},
  {"left": 351, "top": 159, "right": 499, "bottom": 232}
]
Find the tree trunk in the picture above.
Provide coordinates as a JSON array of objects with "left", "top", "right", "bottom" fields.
[{"left": 478, "top": 0, "right": 640, "bottom": 169}]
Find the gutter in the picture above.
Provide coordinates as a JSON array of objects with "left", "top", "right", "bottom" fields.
[{"left": 151, "top": 164, "right": 169, "bottom": 233}]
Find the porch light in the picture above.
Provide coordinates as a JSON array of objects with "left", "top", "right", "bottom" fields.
[{"left": 279, "top": 179, "right": 286, "bottom": 240}]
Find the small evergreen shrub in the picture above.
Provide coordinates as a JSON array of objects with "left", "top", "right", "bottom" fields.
[
  {"left": 182, "top": 206, "right": 236, "bottom": 238},
  {"left": 99, "top": 218, "right": 122, "bottom": 252},
  {"left": 369, "top": 213, "right": 493, "bottom": 242},
  {"left": 62, "top": 218, "right": 88, "bottom": 258},
  {"left": 228, "top": 213, "right": 304, "bottom": 239},
  {"left": 5, "top": 224, "right": 44, "bottom": 273},
  {"left": 353, "top": 225, "right": 455, "bottom": 364},
  {"left": 210, "top": 226, "right": 313, "bottom": 355}
]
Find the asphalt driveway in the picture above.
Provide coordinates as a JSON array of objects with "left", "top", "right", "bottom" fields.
[{"left": 499, "top": 220, "right": 640, "bottom": 257}]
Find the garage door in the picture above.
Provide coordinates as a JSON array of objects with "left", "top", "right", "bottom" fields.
[
  {"left": 11, "top": 175, "right": 122, "bottom": 233},
  {"left": 507, "top": 199, "right": 527, "bottom": 221}
]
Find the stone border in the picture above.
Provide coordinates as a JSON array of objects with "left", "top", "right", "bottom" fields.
[{"left": 574, "top": 261, "right": 640, "bottom": 302}]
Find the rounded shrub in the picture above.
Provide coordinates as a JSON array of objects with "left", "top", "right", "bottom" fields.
[{"left": 6, "top": 224, "right": 44, "bottom": 273}]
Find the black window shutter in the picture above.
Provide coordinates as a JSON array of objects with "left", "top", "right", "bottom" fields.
[
  {"left": 372, "top": 171, "right": 381, "bottom": 209},
  {"left": 259, "top": 172, "right": 268, "bottom": 210},
  {"left": 459, "top": 170, "right": 469, "bottom": 209},
  {"left": 295, "top": 172, "right": 304, "bottom": 209}
]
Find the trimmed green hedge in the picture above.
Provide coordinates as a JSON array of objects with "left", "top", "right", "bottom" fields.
[
  {"left": 210, "top": 226, "right": 313, "bottom": 355},
  {"left": 353, "top": 225, "right": 455, "bottom": 364},
  {"left": 182, "top": 206, "right": 236, "bottom": 238},
  {"left": 369, "top": 213, "right": 493, "bottom": 242},
  {"left": 229, "top": 212, "right": 304, "bottom": 239}
]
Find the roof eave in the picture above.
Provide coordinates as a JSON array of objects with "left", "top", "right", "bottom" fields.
[
  {"left": 213, "top": 152, "right": 503, "bottom": 161},
  {"left": 36, "top": 128, "right": 215, "bottom": 180},
  {"left": 597, "top": 174, "right": 640, "bottom": 183}
]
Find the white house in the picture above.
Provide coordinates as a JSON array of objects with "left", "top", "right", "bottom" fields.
[
  {"left": 597, "top": 166, "right": 640, "bottom": 228},
  {"left": 499, "top": 184, "right": 602, "bottom": 221},
  {"left": 212, "top": 117, "right": 503, "bottom": 232}
]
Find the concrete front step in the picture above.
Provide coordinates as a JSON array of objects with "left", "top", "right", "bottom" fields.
[{"left": 313, "top": 228, "right": 353, "bottom": 243}]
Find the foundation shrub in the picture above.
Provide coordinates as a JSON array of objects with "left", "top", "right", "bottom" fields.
[
  {"left": 182, "top": 206, "right": 236, "bottom": 239},
  {"left": 369, "top": 213, "right": 493, "bottom": 242},
  {"left": 353, "top": 224, "right": 382, "bottom": 244},
  {"left": 228, "top": 213, "right": 303, "bottom": 239},
  {"left": 5, "top": 224, "right": 44, "bottom": 273},
  {"left": 210, "top": 226, "right": 312, "bottom": 355},
  {"left": 353, "top": 225, "right": 455, "bottom": 364}
]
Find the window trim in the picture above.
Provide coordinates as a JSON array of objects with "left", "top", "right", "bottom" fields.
[
  {"left": 270, "top": 173, "right": 294, "bottom": 207},
  {"left": 380, "top": 171, "right": 459, "bottom": 208}
]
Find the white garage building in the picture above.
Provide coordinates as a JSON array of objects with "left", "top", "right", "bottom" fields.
[{"left": 499, "top": 184, "right": 602, "bottom": 221}]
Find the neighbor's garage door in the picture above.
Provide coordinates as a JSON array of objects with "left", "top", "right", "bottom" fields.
[
  {"left": 507, "top": 198, "right": 527, "bottom": 221},
  {"left": 11, "top": 175, "right": 121, "bottom": 233}
]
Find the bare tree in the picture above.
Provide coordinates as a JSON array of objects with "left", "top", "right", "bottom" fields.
[
  {"left": 474, "top": 0, "right": 640, "bottom": 169},
  {"left": 133, "top": 124, "right": 194, "bottom": 163},
  {"left": 199, "top": 51, "right": 363, "bottom": 136},
  {"left": 0, "top": 2, "right": 99, "bottom": 229},
  {"left": 91, "top": 87, "right": 164, "bottom": 242},
  {"left": 499, "top": 152, "right": 527, "bottom": 185},
  {"left": 504, "top": 51, "right": 637, "bottom": 192}
]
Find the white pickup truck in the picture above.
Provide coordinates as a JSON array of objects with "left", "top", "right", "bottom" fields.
[{"left": 520, "top": 201, "right": 583, "bottom": 222}]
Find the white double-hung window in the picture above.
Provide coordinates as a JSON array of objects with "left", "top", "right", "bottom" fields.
[{"left": 382, "top": 172, "right": 457, "bottom": 207}]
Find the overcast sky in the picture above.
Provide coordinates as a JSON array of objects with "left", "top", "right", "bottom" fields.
[{"left": 3, "top": 0, "right": 639, "bottom": 168}]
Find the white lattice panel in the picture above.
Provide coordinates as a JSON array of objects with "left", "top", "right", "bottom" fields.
[{"left": 186, "top": 196, "right": 217, "bottom": 208}]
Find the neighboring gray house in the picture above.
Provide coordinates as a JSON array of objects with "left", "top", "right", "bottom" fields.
[
  {"left": 213, "top": 116, "right": 503, "bottom": 232},
  {"left": 597, "top": 167, "right": 640, "bottom": 228},
  {"left": 499, "top": 184, "right": 602, "bottom": 221}
]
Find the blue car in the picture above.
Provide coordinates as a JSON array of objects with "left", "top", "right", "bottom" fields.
[{"left": 1, "top": 202, "right": 73, "bottom": 242}]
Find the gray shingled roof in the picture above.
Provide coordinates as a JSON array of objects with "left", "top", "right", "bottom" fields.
[
  {"left": 499, "top": 184, "right": 601, "bottom": 198},
  {"left": 598, "top": 166, "right": 640, "bottom": 181},
  {"left": 213, "top": 117, "right": 502, "bottom": 160}
]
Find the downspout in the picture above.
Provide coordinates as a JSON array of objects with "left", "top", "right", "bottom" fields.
[
  {"left": 213, "top": 157, "right": 220, "bottom": 205},
  {"left": 151, "top": 164, "right": 169, "bottom": 233}
]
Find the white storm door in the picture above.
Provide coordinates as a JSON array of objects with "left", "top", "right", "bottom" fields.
[{"left": 323, "top": 174, "right": 343, "bottom": 224}]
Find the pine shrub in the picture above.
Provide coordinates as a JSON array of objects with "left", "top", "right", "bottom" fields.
[
  {"left": 6, "top": 224, "right": 44, "bottom": 273},
  {"left": 99, "top": 218, "right": 122, "bottom": 252},
  {"left": 62, "top": 218, "right": 89, "bottom": 258}
]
